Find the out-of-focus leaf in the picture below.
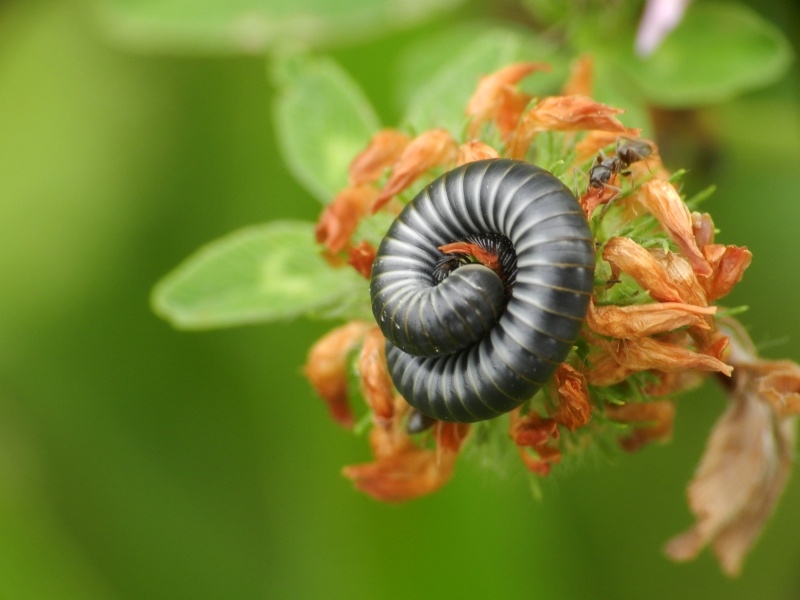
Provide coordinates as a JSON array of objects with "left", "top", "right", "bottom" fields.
[
  {"left": 271, "top": 54, "right": 380, "bottom": 205},
  {"left": 614, "top": 1, "right": 793, "bottom": 107},
  {"left": 95, "top": 0, "right": 464, "bottom": 54},
  {"left": 401, "top": 28, "right": 566, "bottom": 136},
  {"left": 152, "top": 221, "right": 367, "bottom": 329}
]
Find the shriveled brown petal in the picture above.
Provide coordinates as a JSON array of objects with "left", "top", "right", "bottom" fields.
[
  {"left": 349, "top": 129, "right": 411, "bottom": 186},
  {"left": 756, "top": 360, "right": 800, "bottom": 418},
  {"left": 602, "top": 237, "right": 685, "bottom": 303},
  {"left": 637, "top": 179, "right": 712, "bottom": 277},
  {"left": 347, "top": 241, "right": 376, "bottom": 279},
  {"left": 561, "top": 54, "right": 593, "bottom": 97},
  {"left": 465, "top": 62, "right": 547, "bottom": 137},
  {"left": 701, "top": 244, "right": 752, "bottom": 302},
  {"left": 456, "top": 140, "right": 501, "bottom": 165},
  {"left": 586, "top": 300, "right": 716, "bottom": 338},
  {"left": 595, "top": 335, "right": 733, "bottom": 377},
  {"left": 665, "top": 374, "right": 795, "bottom": 575},
  {"left": 692, "top": 212, "right": 715, "bottom": 248},
  {"left": 304, "top": 321, "right": 372, "bottom": 427},
  {"left": 315, "top": 185, "right": 378, "bottom": 253},
  {"left": 509, "top": 408, "right": 562, "bottom": 476},
  {"left": 358, "top": 327, "right": 395, "bottom": 422},
  {"left": 551, "top": 364, "right": 592, "bottom": 430},
  {"left": 342, "top": 400, "right": 468, "bottom": 502},
  {"left": 438, "top": 241, "right": 501, "bottom": 274},
  {"left": 606, "top": 400, "right": 675, "bottom": 452},
  {"left": 574, "top": 130, "right": 621, "bottom": 163},
  {"left": 649, "top": 248, "right": 708, "bottom": 307},
  {"left": 579, "top": 185, "right": 618, "bottom": 218},
  {"left": 585, "top": 346, "right": 635, "bottom": 386},
  {"left": 509, "top": 95, "right": 638, "bottom": 160},
  {"left": 371, "top": 129, "right": 457, "bottom": 213}
]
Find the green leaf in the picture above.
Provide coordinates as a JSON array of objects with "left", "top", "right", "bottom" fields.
[
  {"left": 401, "top": 28, "right": 566, "bottom": 137},
  {"left": 271, "top": 54, "right": 380, "bottom": 205},
  {"left": 614, "top": 1, "right": 794, "bottom": 107},
  {"left": 95, "top": 0, "right": 464, "bottom": 54},
  {"left": 152, "top": 221, "right": 368, "bottom": 329}
]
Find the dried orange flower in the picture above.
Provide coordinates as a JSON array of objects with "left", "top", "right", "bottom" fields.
[{"left": 299, "top": 57, "right": 793, "bottom": 576}]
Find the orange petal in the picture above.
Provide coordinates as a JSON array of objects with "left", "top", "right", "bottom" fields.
[
  {"left": 637, "top": 179, "right": 712, "bottom": 277},
  {"left": 438, "top": 241, "right": 501, "bottom": 274},
  {"left": 465, "top": 62, "right": 548, "bottom": 138},
  {"left": 551, "top": 364, "right": 592, "bottom": 430},
  {"left": 349, "top": 129, "right": 411, "bottom": 186},
  {"left": 347, "top": 241, "right": 376, "bottom": 279},
  {"left": 586, "top": 299, "right": 716, "bottom": 338},
  {"left": 692, "top": 212, "right": 715, "bottom": 248},
  {"left": 358, "top": 327, "right": 395, "bottom": 422},
  {"left": 594, "top": 335, "right": 733, "bottom": 377},
  {"left": 509, "top": 95, "right": 638, "bottom": 160},
  {"left": 606, "top": 400, "right": 675, "bottom": 452},
  {"left": 585, "top": 347, "right": 635, "bottom": 386},
  {"left": 342, "top": 402, "right": 468, "bottom": 502},
  {"left": 371, "top": 129, "right": 457, "bottom": 213},
  {"left": 561, "top": 55, "right": 594, "bottom": 97},
  {"left": 701, "top": 244, "right": 752, "bottom": 302},
  {"left": 315, "top": 185, "right": 378, "bottom": 253},
  {"left": 304, "top": 321, "right": 372, "bottom": 427},
  {"left": 456, "top": 140, "right": 501, "bottom": 165},
  {"left": 602, "top": 237, "right": 685, "bottom": 303},
  {"left": 649, "top": 249, "right": 708, "bottom": 307}
]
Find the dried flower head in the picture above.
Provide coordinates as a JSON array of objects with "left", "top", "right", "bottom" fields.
[{"left": 302, "top": 57, "right": 798, "bottom": 576}]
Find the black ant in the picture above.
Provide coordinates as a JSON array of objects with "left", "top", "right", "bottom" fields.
[{"left": 587, "top": 137, "right": 653, "bottom": 215}]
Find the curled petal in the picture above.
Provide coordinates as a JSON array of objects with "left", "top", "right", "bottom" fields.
[
  {"left": 358, "top": 327, "right": 395, "bottom": 422},
  {"left": 342, "top": 400, "right": 468, "bottom": 502},
  {"left": 665, "top": 356, "right": 795, "bottom": 575},
  {"left": 574, "top": 130, "right": 621, "bottom": 163},
  {"left": 701, "top": 244, "right": 752, "bottom": 302},
  {"left": 649, "top": 248, "right": 708, "bottom": 307},
  {"left": 315, "top": 185, "right": 378, "bottom": 252},
  {"left": 756, "top": 360, "right": 800, "bottom": 418},
  {"left": 371, "top": 129, "right": 458, "bottom": 213},
  {"left": 456, "top": 140, "right": 501, "bottom": 165},
  {"left": 510, "top": 96, "right": 637, "bottom": 159},
  {"left": 561, "top": 55, "right": 593, "bottom": 97},
  {"left": 438, "top": 241, "right": 501, "bottom": 274},
  {"left": 304, "top": 321, "right": 372, "bottom": 427},
  {"left": 606, "top": 400, "right": 675, "bottom": 451},
  {"left": 579, "top": 185, "right": 618, "bottom": 218},
  {"left": 551, "top": 364, "right": 591, "bottom": 430},
  {"left": 585, "top": 347, "right": 635, "bottom": 386},
  {"left": 692, "top": 212, "right": 715, "bottom": 248},
  {"left": 602, "top": 237, "right": 685, "bottom": 303},
  {"left": 593, "top": 335, "right": 733, "bottom": 377},
  {"left": 637, "top": 179, "right": 712, "bottom": 277},
  {"left": 509, "top": 408, "right": 561, "bottom": 476},
  {"left": 465, "top": 62, "right": 547, "bottom": 137},
  {"left": 349, "top": 129, "right": 411, "bottom": 186},
  {"left": 348, "top": 241, "right": 376, "bottom": 279},
  {"left": 587, "top": 300, "right": 716, "bottom": 339}
]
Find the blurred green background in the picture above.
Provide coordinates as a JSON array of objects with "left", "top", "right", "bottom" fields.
[{"left": 1, "top": 0, "right": 799, "bottom": 598}]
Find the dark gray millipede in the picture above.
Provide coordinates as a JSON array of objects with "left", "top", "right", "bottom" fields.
[{"left": 370, "top": 158, "right": 595, "bottom": 423}]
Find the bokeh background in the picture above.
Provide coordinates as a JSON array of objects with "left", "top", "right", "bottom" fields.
[{"left": 1, "top": 0, "right": 799, "bottom": 598}]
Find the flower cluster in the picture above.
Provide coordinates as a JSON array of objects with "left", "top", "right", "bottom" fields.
[{"left": 303, "top": 57, "right": 800, "bottom": 575}]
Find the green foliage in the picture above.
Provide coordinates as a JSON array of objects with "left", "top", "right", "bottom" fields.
[
  {"left": 151, "top": 221, "right": 367, "bottom": 328},
  {"left": 95, "top": 0, "right": 464, "bottom": 53},
  {"left": 271, "top": 54, "right": 380, "bottom": 205},
  {"left": 401, "top": 28, "right": 565, "bottom": 136},
  {"left": 613, "top": 2, "right": 794, "bottom": 106}
]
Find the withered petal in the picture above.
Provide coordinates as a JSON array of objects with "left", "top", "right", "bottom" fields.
[
  {"left": 586, "top": 300, "right": 716, "bottom": 339},
  {"left": 637, "top": 179, "right": 712, "bottom": 277},
  {"left": 349, "top": 129, "right": 411, "bottom": 186},
  {"left": 371, "top": 129, "right": 457, "bottom": 213}
]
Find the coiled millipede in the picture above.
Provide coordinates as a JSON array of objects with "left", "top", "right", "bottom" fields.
[{"left": 370, "top": 158, "right": 595, "bottom": 423}]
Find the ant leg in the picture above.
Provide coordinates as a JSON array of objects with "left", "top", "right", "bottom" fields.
[{"left": 597, "top": 183, "right": 622, "bottom": 219}]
